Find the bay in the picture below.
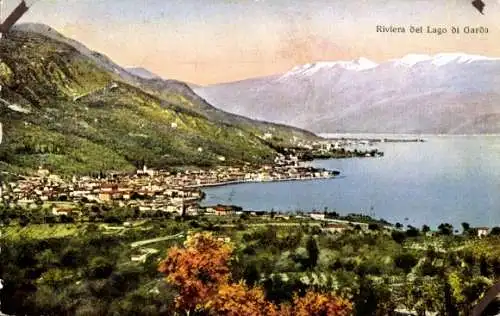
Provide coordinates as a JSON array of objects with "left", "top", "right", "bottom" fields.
[{"left": 201, "top": 135, "right": 500, "bottom": 229}]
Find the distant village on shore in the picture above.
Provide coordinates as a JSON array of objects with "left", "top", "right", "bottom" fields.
[{"left": 0, "top": 138, "right": 392, "bottom": 219}]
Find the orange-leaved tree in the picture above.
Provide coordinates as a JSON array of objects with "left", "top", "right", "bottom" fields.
[
  {"left": 290, "top": 291, "right": 353, "bottom": 316},
  {"left": 158, "top": 232, "right": 233, "bottom": 312},
  {"left": 205, "top": 281, "right": 278, "bottom": 316},
  {"left": 158, "top": 232, "right": 352, "bottom": 316}
]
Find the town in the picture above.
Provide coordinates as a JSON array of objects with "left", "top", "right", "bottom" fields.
[
  {"left": 0, "top": 138, "right": 387, "bottom": 220},
  {"left": 0, "top": 156, "right": 340, "bottom": 219}
]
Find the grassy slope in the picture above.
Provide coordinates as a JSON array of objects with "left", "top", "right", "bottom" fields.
[
  {"left": 135, "top": 78, "right": 320, "bottom": 147},
  {"left": 0, "top": 29, "right": 280, "bottom": 175},
  {"left": 11, "top": 24, "right": 320, "bottom": 147}
]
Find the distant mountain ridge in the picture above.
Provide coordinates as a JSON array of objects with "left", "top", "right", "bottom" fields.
[
  {"left": 194, "top": 53, "right": 500, "bottom": 134},
  {"left": 125, "top": 67, "right": 162, "bottom": 80}
]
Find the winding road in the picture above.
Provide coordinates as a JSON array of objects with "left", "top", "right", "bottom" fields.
[{"left": 130, "top": 232, "right": 185, "bottom": 248}]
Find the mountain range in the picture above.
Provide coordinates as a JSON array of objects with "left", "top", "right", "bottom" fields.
[
  {"left": 0, "top": 23, "right": 317, "bottom": 175},
  {"left": 194, "top": 53, "right": 500, "bottom": 134}
]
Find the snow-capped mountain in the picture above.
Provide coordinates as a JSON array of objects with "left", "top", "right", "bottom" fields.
[
  {"left": 194, "top": 53, "right": 500, "bottom": 134},
  {"left": 390, "top": 53, "right": 500, "bottom": 68},
  {"left": 283, "top": 57, "right": 378, "bottom": 76}
]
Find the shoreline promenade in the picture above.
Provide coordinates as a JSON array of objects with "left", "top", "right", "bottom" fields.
[{"left": 186, "top": 173, "right": 338, "bottom": 189}]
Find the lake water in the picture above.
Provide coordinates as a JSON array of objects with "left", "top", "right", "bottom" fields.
[{"left": 201, "top": 135, "right": 500, "bottom": 229}]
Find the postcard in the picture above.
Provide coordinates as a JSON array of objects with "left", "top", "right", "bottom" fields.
[{"left": 0, "top": 1, "right": 499, "bottom": 315}]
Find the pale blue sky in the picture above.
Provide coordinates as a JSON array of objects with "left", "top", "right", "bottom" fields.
[{"left": 6, "top": 0, "right": 500, "bottom": 84}]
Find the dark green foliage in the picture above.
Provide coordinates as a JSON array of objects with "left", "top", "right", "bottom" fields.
[
  {"left": 461, "top": 222, "right": 471, "bottom": 234},
  {"left": 305, "top": 236, "right": 319, "bottom": 269},
  {"left": 480, "top": 256, "right": 491, "bottom": 277},
  {"left": 368, "top": 223, "right": 380, "bottom": 231},
  {"left": 59, "top": 214, "right": 74, "bottom": 223},
  {"left": 239, "top": 212, "right": 250, "bottom": 221},
  {"left": 242, "top": 245, "right": 257, "bottom": 256},
  {"left": 86, "top": 256, "right": 115, "bottom": 279},
  {"left": 189, "top": 220, "right": 200, "bottom": 228},
  {"left": 394, "top": 252, "right": 418, "bottom": 273},
  {"left": 391, "top": 230, "right": 407, "bottom": 244},
  {"left": 242, "top": 263, "right": 260, "bottom": 287},
  {"left": 309, "top": 225, "right": 322, "bottom": 235},
  {"left": 3, "top": 210, "right": 500, "bottom": 315},
  {"left": 462, "top": 277, "right": 491, "bottom": 308},
  {"left": 355, "top": 261, "right": 385, "bottom": 276},
  {"left": 490, "top": 227, "right": 500, "bottom": 236},
  {"left": 444, "top": 280, "right": 460, "bottom": 316},
  {"left": 438, "top": 223, "right": 454, "bottom": 236},
  {"left": 19, "top": 214, "right": 30, "bottom": 227},
  {"left": 262, "top": 274, "right": 307, "bottom": 304},
  {"left": 422, "top": 225, "right": 431, "bottom": 233},
  {"left": 406, "top": 225, "right": 420, "bottom": 237},
  {"left": 0, "top": 220, "right": 184, "bottom": 315},
  {"left": 353, "top": 277, "right": 379, "bottom": 316}
]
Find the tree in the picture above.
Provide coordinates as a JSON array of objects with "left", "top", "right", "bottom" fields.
[
  {"left": 438, "top": 223, "right": 454, "bottom": 236},
  {"left": 103, "top": 215, "right": 123, "bottom": 224},
  {"left": 447, "top": 271, "right": 470, "bottom": 313},
  {"left": 394, "top": 253, "right": 418, "bottom": 274},
  {"left": 391, "top": 231, "right": 406, "bottom": 244},
  {"left": 204, "top": 282, "right": 277, "bottom": 316},
  {"left": 395, "top": 222, "right": 403, "bottom": 229},
  {"left": 310, "top": 226, "right": 322, "bottom": 235},
  {"left": 35, "top": 249, "right": 59, "bottom": 269},
  {"left": 288, "top": 291, "right": 352, "bottom": 316},
  {"left": 461, "top": 222, "right": 471, "bottom": 235},
  {"left": 87, "top": 256, "right": 114, "bottom": 279},
  {"left": 479, "top": 256, "right": 491, "bottom": 277},
  {"left": 368, "top": 223, "right": 380, "bottom": 231},
  {"left": 490, "top": 227, "right": 500, "bottom": 236},
  {"left": 306, "top": 236, "right": 319, "bottom": 269},
  {"left": 19, "top": 214, "right": 30, "bottom": 227},
  {"left": 406, "top": 226, "right": 420, "bottom": 237},
  {"left": 324, "top": 210, "right": 339, "bottom": 219},
  {"left": 403, "top": 276, "right": 445, "bottom": 316},
  {"left": 189, "top": 220, "right": 200, "bottom": 228},
  {"left": 60, "top": 247, "right": 82, "bottom": 268},
  {"left": 242, "top": 263, "right": 260, "bottom": 287},
  {"left": 422, "top": 225, "right": 431, "bottom": 234},
  {"left": 59, "top": 214, "right": 74, "bottom": 223},
  {"left": 270, "top": 210, "right": 276, "bottom": 219},
  {"left": 158, "top": 232, "right": 233, "bottom": 313},
  {"left": 462, "top": 276, "right": 493, "bottom": 309},
  {"left": 354, "top": 277, "right": 379, "bottom": 316},
  {"left": 239, "top": 212, "right": 250, "bottom": 221}
]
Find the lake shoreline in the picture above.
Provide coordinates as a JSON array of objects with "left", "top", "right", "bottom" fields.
[
  {"left": 322, "top": 136, "right": 425, "bottom": 143},
  {"left": 201, "top": 135, "right": 500, "bottom": 228},
  {"left": 188, "top": 174, "right": 338, "bottom": 189}
]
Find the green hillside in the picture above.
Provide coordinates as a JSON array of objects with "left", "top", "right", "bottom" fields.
[
  {"left": 0, "top": 26, "right": 316, "bottom": 175},
  {"left": 134, "top": 78, "right": 320, "bottom": 147}
]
